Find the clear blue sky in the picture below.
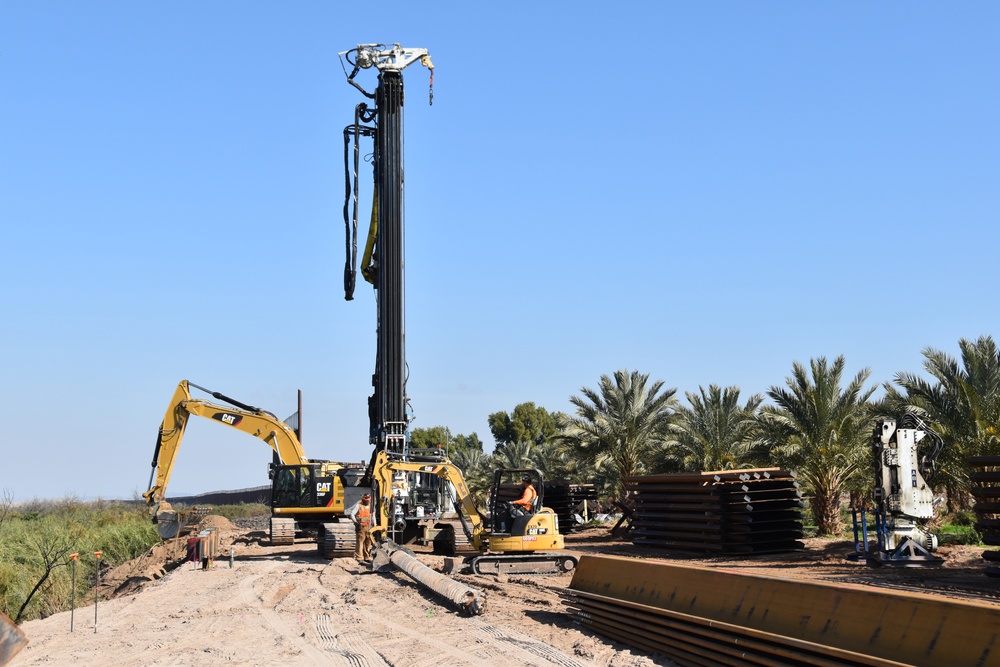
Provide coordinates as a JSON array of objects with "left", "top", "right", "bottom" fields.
[{"left": 2, "top": 3, "right": 997, "bottom": 500}]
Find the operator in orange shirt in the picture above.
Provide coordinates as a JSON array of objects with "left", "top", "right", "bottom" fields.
[{"left": 512, "top": 475, "right": 537, "bottom": 513}]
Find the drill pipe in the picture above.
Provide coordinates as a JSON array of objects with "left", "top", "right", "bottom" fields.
[{"left": 373, "top": 541, "right": 486, "bottom": 616}]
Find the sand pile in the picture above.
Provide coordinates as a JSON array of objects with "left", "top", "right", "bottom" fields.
[{"left": 195, "top": 514, "right": 237, "bottom": 531}]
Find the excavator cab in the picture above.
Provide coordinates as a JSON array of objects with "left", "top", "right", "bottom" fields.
[
  {"left": 488, "top": 468, "right": 544, "bottom": 534},
  {"left": 465, "top": 467, "right": 577, "bottom": 575},
  {"left": 270, "top": 465, "right": 316, "bottom": 508}
]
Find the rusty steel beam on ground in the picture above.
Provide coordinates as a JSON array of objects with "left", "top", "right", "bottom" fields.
[
  {"left": 566, "top": 590, "right": 911, "bottom": 667},
  {"left": 567, "top": 554, "right": 1000, "bottom": 667},
  {"left": 373, "top": 541, "right": 486, "bottom": 616},
  {"left": 0, "top": 610, "right": 27, "bottom": 666}
]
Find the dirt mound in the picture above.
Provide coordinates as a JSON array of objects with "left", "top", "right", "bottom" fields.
[
  {"left": 101, "top": 538, "right": 190, "bottom": 597},
  {"left": 196, "top": 514, "right": 237, "bottom": 531},
  {"left": 100, "top": 517, "right": 238, "bottom": 598}
]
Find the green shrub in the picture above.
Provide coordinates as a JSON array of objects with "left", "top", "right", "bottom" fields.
[
  {"left": 0, "top": 498, "right": 159, "bottom": 623},
  {"left": 209, "top": 503, "right": 270, "bottom": 520},
  {"left": 948, "top": 509, "right": 977, "bottom": 527},
  {"left": 937, "top": 523, "right": 982, "bottom": 546}
]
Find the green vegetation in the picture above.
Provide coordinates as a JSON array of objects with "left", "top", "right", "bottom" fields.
[
  {"left": 0, "top": 496, "right": 159, "bottom": 623},
  {"left": 662, "top": 384, "right": 763, "bottom": 473},
  {"left": 207, "top": 503, "right": 270, "bottom": 520},
  {"left": 756, "top": 356, "right": 876, "bottom": 536},
  {"left": 487, "top": 403, "right": 563, "bottom": 448},
  {"left": 558, "top": 369, "right": 679, "bottom": 499},
  {"left": 408, "top": 426, "right": 483, "bottom": 457},
  {"left": 427, "top": 335, "right": 998, "bottom": 539}
]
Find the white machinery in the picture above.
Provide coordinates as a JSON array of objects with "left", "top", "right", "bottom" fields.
[{"left": 856, "top": 411, "right": 945, "bottom": 566}]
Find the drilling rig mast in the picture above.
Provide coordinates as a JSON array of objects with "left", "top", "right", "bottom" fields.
[{"left": 341, "top": 44, "right": 434, "bottom": 464}]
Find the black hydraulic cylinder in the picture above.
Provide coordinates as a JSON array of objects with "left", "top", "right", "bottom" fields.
[{"left": 372, "top": 70, "right": 407, "bottom": 449}]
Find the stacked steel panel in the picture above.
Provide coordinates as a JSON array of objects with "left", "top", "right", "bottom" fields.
[
  {"left": 543, "top": 482, "right": 598, "bottom": 533},
  {"left": 564, "top": 554, "right": 1000, "bottom": 667},
  {"left": 626, "top": 469, "right": 803, "bottom": 554},
  {"left": 970, "top": 455, "right": 1000, "bottom": 577}
]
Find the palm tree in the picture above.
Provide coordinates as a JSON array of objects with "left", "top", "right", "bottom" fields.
[
  {"left": 450, "top": 448, "right": 493, "bottom": 508},
  {"left": 527, "top": 440, "right": 575, "bottom": 483},
  {"left": 558, "top": 369, "right": 678, "bottom": 499},
  {"left": 493, "top": 441, "right": 536, "bottom": 470},
  {"left": 757, "top": 356, "right": 875, "bottom": 535},
  {"left": 666, "top": 385, "right": 763, "bottom": 472},
  {"left": 884, "top": 335, "right": 1000, "bottom": 510}
]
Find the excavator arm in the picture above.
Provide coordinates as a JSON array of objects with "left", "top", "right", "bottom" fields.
[{"left": 143, "top": 380, "right": 310, "bottom": 536}]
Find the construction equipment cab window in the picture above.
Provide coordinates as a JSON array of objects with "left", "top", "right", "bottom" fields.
[{"left": 273, "top": 466, "right": 313, "bottom": 508}]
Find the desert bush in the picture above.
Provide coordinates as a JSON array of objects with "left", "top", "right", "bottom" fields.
[{"left": 0, "top": 498, "right": 159, "bottom": 623}]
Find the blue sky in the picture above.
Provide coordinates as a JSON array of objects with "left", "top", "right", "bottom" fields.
[{"left": 2, "top": 3, "right": 998, "bottom": 500}]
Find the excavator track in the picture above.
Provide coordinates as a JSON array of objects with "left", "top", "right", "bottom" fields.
[
  {"left": 432, "top": 520, "right": 478, "bottom": 556},
  {"left": 319, "top": 522, "right": 356, "bottom": 559},
  {"left": 467, "top": 552, "right": 578, "bottom": 576},
  {"left": 269, "top": 517, "right": 295, "bottom": 546}
]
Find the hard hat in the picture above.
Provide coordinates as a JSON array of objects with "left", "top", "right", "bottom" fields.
[
  {"left": 362, "top": 493, "right": 371, "bottom": 499},
  {"left": 521, "top": 475, "right": 532, "bottom": 483}
]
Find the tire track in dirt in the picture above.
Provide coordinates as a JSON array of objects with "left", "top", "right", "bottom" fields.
[
  {"left": 473, "top": 622, "right": 589, "bottom": 667},
  {"left": 349, "top": 606, "right": 486, "bottom": 666},
  {"left": 313, "top": 613, "right": 390, "bottom": 667},
  {"left": 238, "top": 564, "right": 364, "bottom": 666}
]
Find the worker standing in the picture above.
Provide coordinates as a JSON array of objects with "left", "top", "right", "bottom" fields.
[{"left": 347, "top": 493, "right": 375, "bottom": 562}]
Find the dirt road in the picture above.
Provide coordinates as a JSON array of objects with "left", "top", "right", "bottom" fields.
[
  {"left": 11, "top": 529, "right": 664, "bottom": 667},
  {"left": 12, "top": 519, "right": 1000, "bottom": 667}
]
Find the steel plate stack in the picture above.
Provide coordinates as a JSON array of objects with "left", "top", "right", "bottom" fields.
[
  {"left": 543, "top": 482, "right": 598, "bottom": 533},
  {"left": 626, "top": 469, "right": 803, "bottom": 554},
  {"left": 970, "top": 455, "right": 1000, "bottom": 577},
  {"left": 564, "top": 554, "right": 1000, "bottom": 667}
]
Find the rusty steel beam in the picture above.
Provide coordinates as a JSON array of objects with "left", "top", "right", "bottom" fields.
[
  {"left": 0, "top": 611, "right": 27, "bottom": 666},
  {"left": 567, "top": 590, "right": 913, "bottom": 667},
  {"left": 567, "top": 555, "right": 1000, "bottom": 667}
]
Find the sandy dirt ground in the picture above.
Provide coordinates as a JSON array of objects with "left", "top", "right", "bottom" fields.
[
  {"left": 10, "top": 519, "right": 662, "bottom": 667},
  {"left": 10, "top": 518, "right": 1000, "bottom": 667}
]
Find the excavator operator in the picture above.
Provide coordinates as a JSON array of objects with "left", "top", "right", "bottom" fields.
[{"left": 511, "top": 475, "right": 537, "bottom": 514}]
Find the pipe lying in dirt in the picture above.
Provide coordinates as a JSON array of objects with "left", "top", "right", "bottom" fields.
[{"left": 372, "top": 541, "right": 486, "bottom": 616}]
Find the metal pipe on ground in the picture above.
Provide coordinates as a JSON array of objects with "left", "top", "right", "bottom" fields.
[{"left": 373, "top": 541, "right": 487, "bottom": 616}]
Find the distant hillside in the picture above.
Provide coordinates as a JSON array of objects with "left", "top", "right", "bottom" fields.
[{"left": 166, "top": 484, "right": 271, "bottom": 506}]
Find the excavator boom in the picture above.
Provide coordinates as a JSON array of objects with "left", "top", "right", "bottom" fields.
[{"left": 143, "top": 380, "right": 313, "bottom": 538}]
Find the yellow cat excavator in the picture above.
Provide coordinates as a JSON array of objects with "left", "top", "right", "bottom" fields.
[{"left": 143, "top": 380, "right": 364, "bottom": 556}]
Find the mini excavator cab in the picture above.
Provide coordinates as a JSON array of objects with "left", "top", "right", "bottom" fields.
[
  {"left": 489, "top": 468, "right": 544, "bottom": 534},
  {"left": 464, "top": 467, "right": 577, "bottom": 575}
]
